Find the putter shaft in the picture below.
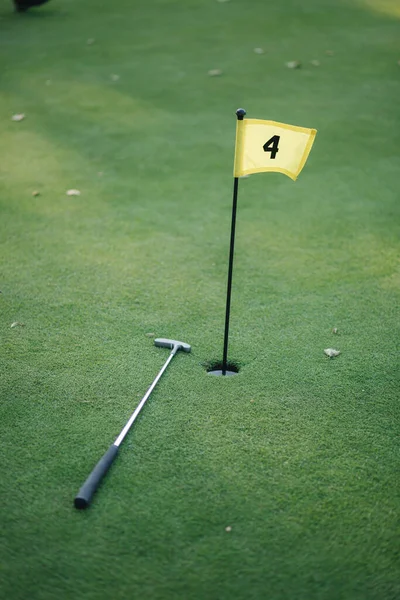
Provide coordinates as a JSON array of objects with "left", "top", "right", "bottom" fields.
[{"left": 114, "top": 348, "right": 177, "bottom": 446}]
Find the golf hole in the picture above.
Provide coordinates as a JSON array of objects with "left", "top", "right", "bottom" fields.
[{"left": 206, "top": 361, "right": 240, "bottom": 377}]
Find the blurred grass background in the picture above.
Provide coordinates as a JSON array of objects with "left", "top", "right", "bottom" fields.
[{"left": 0, "top": 1, "right": 399, "bottom": 599}]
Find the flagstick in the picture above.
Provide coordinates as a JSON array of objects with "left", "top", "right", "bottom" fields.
[
  {"left": 221, "top": 108, "right": 246, "bottom": 376},
  {"left": 221, "top": 175, "right": 239, "bottom": 375}
]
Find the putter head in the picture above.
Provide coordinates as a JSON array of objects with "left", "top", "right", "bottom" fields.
[{"left": 154, "top": 338, "right": 191, "bottom": 353}]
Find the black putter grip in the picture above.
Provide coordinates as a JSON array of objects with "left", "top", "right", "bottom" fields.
[{"left": 74, "top": 444, "right": 119, "bottom": 509}]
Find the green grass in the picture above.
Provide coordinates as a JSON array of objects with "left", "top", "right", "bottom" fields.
[{"left": 0, "top": 0, "right": 399, "bottom": 598}]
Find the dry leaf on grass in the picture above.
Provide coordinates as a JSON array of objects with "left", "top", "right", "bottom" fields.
[
  {"left": 145, "top": 333, "right": 155, "bottom": 338},
  {"left": 11, "top": 113, "right": 25, "bottom": 122},
  {"left": 32, "top": 191, "right": 40, "bottom": 197},
  {"left": 310, "top": 60, "right": 320, "bottom": 67},
  {"left": 11, "top": 322, "right": 25, "bottom": 328},
  {"left": 66, "top": 189, "right": 81, "bottom": 196},
  {"left": 324, "top": 348, "right": 341, "bottom": 358},
  {"left": 326, "top": 50, "right": 334, "bottom": 56},
  {"left": 208, "top": 69, "right": 222, "bottom": 76},
  {"left": 286, "top": 60, "right": 301, "bottom": 69}
]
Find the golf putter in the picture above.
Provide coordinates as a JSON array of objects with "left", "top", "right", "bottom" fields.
[{"left": 74, "top": 338, "right": 191, "bottom": 509}]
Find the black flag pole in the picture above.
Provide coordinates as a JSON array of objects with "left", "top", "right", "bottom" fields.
[
  {"left": 221, "top": 174, "right": 240, "bottom": 375},
  {"left": 209, "top": 108, "right": 246, "bottom": 376}
]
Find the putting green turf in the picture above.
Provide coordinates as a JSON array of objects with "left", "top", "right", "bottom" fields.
[{"left": 0, "top": 0, "right": 399, "bottom": 598}]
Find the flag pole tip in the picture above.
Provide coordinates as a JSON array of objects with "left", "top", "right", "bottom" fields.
[{"left": 236, "top": 108, "right": 246, "bottom": 120}]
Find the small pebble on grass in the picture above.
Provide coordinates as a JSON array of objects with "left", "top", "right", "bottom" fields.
[
  {"left": 208, "top": 69, "right": 222, "bottom": 76},
  {"left": 324, "top": 348, "right": 340, "bottom": 358},
  {"left": 286, "top": 60, "right": 301, "bottom": 69}
]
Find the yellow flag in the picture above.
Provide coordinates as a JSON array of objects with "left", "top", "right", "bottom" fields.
[{"left": 233, "top": 119, "right": 317, "bottom": 181}]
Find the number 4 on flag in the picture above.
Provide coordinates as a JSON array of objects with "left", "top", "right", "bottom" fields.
[{"left": 263, "top": 135, "right": 280, "bottom": 159}]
